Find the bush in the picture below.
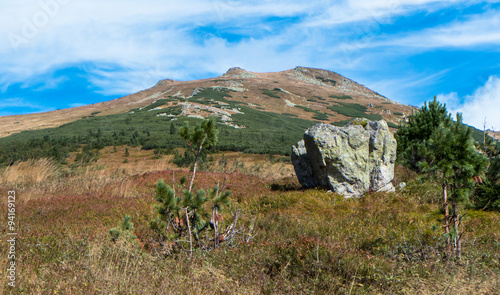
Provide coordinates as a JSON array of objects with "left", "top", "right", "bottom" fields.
[
  {"left": 192, "top": 88, "right": 232, "bottom": 102},
  {"left": 329, "top": 94, "right": 353, "bottom": 100},
  {"left": 473, "top": 183, "right": 500, "bottom": 210},
  {"left": 149, "top": 178, "right": 236, "bottom": 255},
  {"left": 109, "top": 215, "right": 138, "bottom": 244},
  {"left": 328, "top": 102, "right": 382, "bottom": 120},
  {"left": 295, "top": 105, "right": 329, "bottom": 121},
  {"left": 260, "top": 89, "right": 281, "bottom": 99}
]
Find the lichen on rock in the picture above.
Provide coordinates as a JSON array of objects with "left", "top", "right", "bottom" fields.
[{"left": 292, "top": 119, "right": 397, "bottom": 197}]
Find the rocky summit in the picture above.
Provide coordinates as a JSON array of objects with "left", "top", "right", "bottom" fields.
[{"left": 292, "top": 119, "right": 397, "bottom": 197}]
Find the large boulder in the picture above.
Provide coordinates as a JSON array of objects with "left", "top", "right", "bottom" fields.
[{"left": 291, "top": 119, "right": 397, "bottom": 197}]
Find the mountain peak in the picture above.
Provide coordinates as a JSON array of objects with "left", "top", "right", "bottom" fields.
[
  {"left": 222, "top": 67, "right": 257, "bottom": 78},
  {"left": 0, "top": 66, "right": 413, "bottom": 138}
]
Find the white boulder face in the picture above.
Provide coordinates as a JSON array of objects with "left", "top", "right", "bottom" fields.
[
  {"left": 291, "top": 119, "right": 397, "bottom": 197},
  {"left": 291, "top": 140, "right": 318, "bottom": 188}
]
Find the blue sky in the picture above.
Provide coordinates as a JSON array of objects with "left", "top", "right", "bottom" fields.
[{"left": 1, "top": 0, "right": 500, "bottom": 130}]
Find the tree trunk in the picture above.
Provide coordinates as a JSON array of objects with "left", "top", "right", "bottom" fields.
[
  {"left": 452, "top": 200, "right": 461, "bottom": 260},
  {"left": 213, "top": 205, "right": 219, "bottom": 249},
  {"left": 184, "top": 208, "right": 193, "bottom": 257},
  {"left": 188, "top": 145, "right": 203, "bottom": 192},
  {"left": 443, "top": 183, "right": 451, "bottom": 255}
]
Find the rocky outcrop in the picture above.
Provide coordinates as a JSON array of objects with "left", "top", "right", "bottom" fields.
[
  {"left": 292, "top": 119, "right": 397, "bottom": 197},
  {"left": 222, "top": 67, "right": 257, "bottom": 79}
]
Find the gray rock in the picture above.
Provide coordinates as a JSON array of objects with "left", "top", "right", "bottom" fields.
[
  {"left": 291, "top": 140, "right": 318, "bottom": 188},
  {"left": 291, "top": 119, "right": 397, "bottom": 197}
]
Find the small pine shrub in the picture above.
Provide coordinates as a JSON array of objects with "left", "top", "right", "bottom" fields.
[
  {"left": 261, "top": 89, "right": 281, "bottom": 99},
  {"left": 109, "top": 215, "right": 138, "bottom": 243},
  {"left": 149, "top": 178, "right": 234, "bottom": 255},
  {"left": 328, "top": 102, "right": 382, "bottom": 120},
  {"left": 329, "top": 94, "right": 353, "bottom": 100}
]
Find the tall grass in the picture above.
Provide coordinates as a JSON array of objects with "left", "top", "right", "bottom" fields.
[
  {"left": 0, "top": 158, "right": 59, "bottom": 185},
  {"left": 0, "top": 165, "right": 499, "bottom": 294}
]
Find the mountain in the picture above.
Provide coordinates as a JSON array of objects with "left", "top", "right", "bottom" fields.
[
  {"left": 0, "top": 66, "right": 414, "bottom": 138},
  {"left": 0, "top": 67, "right": 421, "bottom": 165}
]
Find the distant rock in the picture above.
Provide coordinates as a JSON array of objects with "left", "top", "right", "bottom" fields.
[
  {"left": 223, "top": 67, "right": 257, "bottom": 79},
  {"left": 155, "top": 79, "right": 175, "bottom": 87},
  {"left": 291, "top": 119, "right": 397, "bottom": 197}
]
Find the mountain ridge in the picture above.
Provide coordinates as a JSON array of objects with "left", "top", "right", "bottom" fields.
[{"left": 0, "top": 66, "right": 414, "bottom": 138}]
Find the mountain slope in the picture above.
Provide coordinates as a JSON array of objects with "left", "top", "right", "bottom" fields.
[
  {"left": 0, "top": 67, "right": 422, "bottom": 165},
  {"left": 0, "top": 66, "right": 414, "bottom": 138}
]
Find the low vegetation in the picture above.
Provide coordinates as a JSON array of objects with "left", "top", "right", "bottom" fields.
[
  {"left": 1, "top": 93, "right": 499, "bottom": 294},
  {"left": 328, "top": 102, "right": 383, "bottom": 121},
  {"left": 1, "top": 160, "right": 499, "bottom": 294},
  {"left": 316, "top": 76, "right": 337, "bottom": 85},
  {"left": 294, "top": 105, "right": 330, "bottom": 121},
  {"left": 260, "top": 88, "right": 282, "bottom": 99},
  {"left": 329, "top": 94, "right": 353, "bottom": 100},
  {"left": 0, "top": 98, "right": 315, "bottom": 165}
]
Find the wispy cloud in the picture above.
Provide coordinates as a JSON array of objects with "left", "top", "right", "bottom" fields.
[
  {"left": 364, "top": 69, "right": 452, "bottom": 105},
  {"left": 304, "top": 0, "right": 467, "bottom": 27},
  {"left": 439, "top": 75, "right": 500, "bottom": 130},
  {"left": 0, "top": 97, "right": 54, "bottom": 116},
  {"left": 372, "top": 9, "right": 500, "bottom": 49},
  {"left": 0, "top": 0, "right": 499, "bottom": 115}
]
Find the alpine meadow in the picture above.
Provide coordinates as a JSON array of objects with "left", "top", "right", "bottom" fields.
[{"left": 1, "top": 66, "right": 499, "bottom": 294}]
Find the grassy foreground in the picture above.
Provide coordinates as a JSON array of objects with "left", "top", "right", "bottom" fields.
[{"left": 1, "top": 161, "right": 499, "bottom": 294}]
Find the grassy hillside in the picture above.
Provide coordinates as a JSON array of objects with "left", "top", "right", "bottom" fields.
[
  {"left": 0, "top": 162, "right": 499, "bottom": 294},
  {"left": 0, "top": 95, "right": 315, "bottom": 166}
]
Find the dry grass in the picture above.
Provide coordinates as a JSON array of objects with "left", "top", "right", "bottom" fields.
[
  {"left": 0, "top": 158, "right": 59, "bottom": 185},
  {"left": 209, "top": 152, "right": 294, "bottom": 180},
  {"left": 0, "top": 160, "right": 499, "bottom": 294}
]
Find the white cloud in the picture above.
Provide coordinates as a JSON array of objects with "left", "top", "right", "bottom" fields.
[
  {"left": 374, "top": 9, "right": 500, "bottom": 48},
  {"left": 0, "top": 0, "right": 498, "bottom": 107},
  {"left": 440, "top": 76, "right": 500, "bottom": 130},
  {"left": 436, "top": 91, "right": 459, "bottom": 108},
  {"left": 0, "top": 97, "right": 53, "bottom": 112},
  {"left": 364, "top": 69, "right": 451, "bottom": 105},
  {"left": 0, "top": 0, "right": 316, "bottom": 94},
  {"left": 305, "top": 0, "right": 466, "bottom": 27}
]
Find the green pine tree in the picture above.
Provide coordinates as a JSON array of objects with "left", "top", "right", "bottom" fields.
[
  {"left": 180, "top": 117, "right": 218, "bottom": 192},
  {"left": 473, "top": 142, "right": 500, "bottom": 210},
  {"left": 170, "top": 123, "right": 177, "bottom": 135},
  {"left": 398, "top": 97, "right": 500, "bottom": 214},
  {"left": 396, "top": 97, "right": 452, "bottom": 169},
  {"left": 418, "top": 113, "right": 488, "bottom": 258},
  {"left": 150, "top": 176, "right": 232, "bottom": 255}
]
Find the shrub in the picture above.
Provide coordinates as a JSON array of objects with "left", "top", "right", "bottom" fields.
[
  {"left": 192, "top": 88, "right": 232, "bottom": 102},
  {"left": 260, "top": 89, "right": 281, "bottom": 99},
  {"left": 328, "top": 102, "right": 382, "bottom": 120},
  {"left": 149, "top": 178, "right": 235, "bottom": 255},
  {"left": 109, "top": 215, "right": 138, "bottom": 244},
  {"left": 295, "top": 105, "right": 329, "bottom": 121},
  {"left": 329, "top": 94, "right": 353, "bottom": 100}
]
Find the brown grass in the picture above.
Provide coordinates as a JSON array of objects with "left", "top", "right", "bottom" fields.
[
  {"left": 0, "top": 159, "right": 499, "bottom": 294},
  {"left": 0, "top": 158, "right": 59, "bottom": 185}
]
